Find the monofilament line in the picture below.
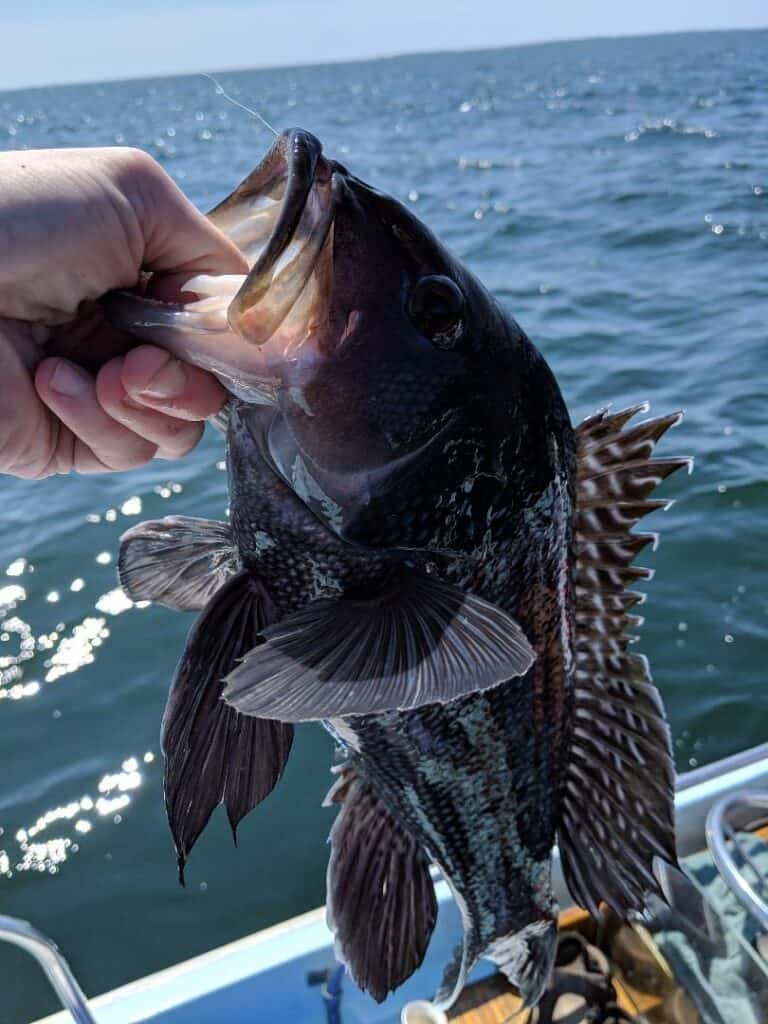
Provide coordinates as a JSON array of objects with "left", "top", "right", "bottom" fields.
[{"left": 201, "top": 72, "right": 279, "bottom": 137}]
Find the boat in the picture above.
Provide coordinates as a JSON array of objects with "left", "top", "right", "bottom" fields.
[{"left": 5, "top": 741, "right": 768, "bottom": 1024}]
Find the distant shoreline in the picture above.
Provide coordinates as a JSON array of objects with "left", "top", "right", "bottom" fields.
[{"left": 1, "top": 26, "right": 765, "bottom": 97}]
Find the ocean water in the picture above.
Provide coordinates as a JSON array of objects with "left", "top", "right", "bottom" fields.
[{"left": 1, "top": 29, "right": 766, "bottom": 1022}]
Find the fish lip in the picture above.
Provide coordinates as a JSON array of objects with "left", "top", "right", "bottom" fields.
[
  {"left": 234, "top": 128, "right": 326, "bottom": 298},
  {"left": 225, "top": 129, "right": 342, "bottom": 360}
]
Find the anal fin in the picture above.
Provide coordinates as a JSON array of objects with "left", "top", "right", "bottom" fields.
[
  {"left": 162, "top": 571, "right": 293, "bottom": 880},
  {"left": 325, "top": 769, "right": 437, "bottom": 1003},
  {"left": 484, "top": 919, "right": 558, "bottom": 1009}
]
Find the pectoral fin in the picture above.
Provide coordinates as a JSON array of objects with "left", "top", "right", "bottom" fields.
[
  {"left": 162, "top": 571, "right": 292, "bottom": 881},
  {"left": 325, "top": 769, "right": 437, "bottom": 1003},
  {"left": 119, "top": 516, "right": 240, "bottom": 611},
  {"left": 222, "top": 569, "right": 535, "bottom": 722}
]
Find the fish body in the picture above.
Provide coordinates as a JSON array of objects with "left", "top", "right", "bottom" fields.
[
  {"left": 109, "top": 130, "right": 686, "bottom": 1009},
  {"left": 225, "top": 344, "right": 573, "bottom": 1004}
]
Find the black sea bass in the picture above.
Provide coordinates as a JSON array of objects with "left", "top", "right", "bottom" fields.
[{"left": 108, "top": 130, "right": 688, "bottom": 1009}]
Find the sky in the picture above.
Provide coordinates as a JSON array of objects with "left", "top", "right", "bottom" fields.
[{"left": 2, "top": 0, "right": 766, "bottom": 92}]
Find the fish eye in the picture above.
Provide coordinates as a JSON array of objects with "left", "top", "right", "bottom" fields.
[{"left": 407, "top": 275, "right": 465, "bottom": 349}]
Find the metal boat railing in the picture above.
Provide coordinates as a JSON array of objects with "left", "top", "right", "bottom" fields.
[
  {"left": 0, "top": 915, "right": 96, "bottom": 1024},
  {"left": 706, "top": 789, "right": 768, "bottom": 932}
]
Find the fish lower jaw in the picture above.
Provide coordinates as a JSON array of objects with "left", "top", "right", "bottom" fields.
[
  {"left": 105, "top": 266, "right": 329, "bottom": 396},
  {"left": 181, "top": 273, "right": 246, "bottom": 304}
]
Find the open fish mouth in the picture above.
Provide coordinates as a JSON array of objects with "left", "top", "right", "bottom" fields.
[{"left": 103, "top": 129, "right": 342, "bottom": 398}]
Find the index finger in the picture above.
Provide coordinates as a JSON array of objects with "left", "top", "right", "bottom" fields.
[{"left": 117, "top": 149, "right": 248, "bottom": 284}]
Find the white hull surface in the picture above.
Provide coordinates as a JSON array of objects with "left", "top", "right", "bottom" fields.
[{"left": 32, "top": 743, "right": 768, "bottom": 1024}]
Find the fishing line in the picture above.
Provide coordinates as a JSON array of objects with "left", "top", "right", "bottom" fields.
[{"left": 201, "top": 72, "right": 279, "bottom": 137}]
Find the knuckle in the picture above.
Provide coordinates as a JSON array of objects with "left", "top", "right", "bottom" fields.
[
  {"left": 160, "top": 417, "right": 188, "bottom": 439},
  {"left": 95, "top": 437, "right": 157, "bottom": 471},
  {"left": 106, "top": 149, "right": 174, "bottom": 266},
  {"left": 112, "top": 146, "right": 162, "bottom": 183},
  {"left": 0, "top": 422, "right": 55, "bottom": 479},
  {"left": 116, "top": 147, "right": 176, "bottom": 218},
  {"left": 158, "top": 420, "right": 202, "bottom": 458},
  {"left": 158, "top": 423, "right": 202, "bottom": 459}
]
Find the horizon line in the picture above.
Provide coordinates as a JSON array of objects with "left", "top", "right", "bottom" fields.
[{"left": 2, "top": 24, "right": 765, "bottom": 96}]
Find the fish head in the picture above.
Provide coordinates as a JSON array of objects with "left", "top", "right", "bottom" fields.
[
  {"left": 106, "top": 129, "right": 570, "bottom": 548},
  {"left": 243, "top": 133, "right": 524, "bottom": 547}
]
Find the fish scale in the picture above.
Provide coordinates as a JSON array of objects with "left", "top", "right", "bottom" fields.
[
  {"left": 227, "top": 406, "right": 394, "bottom": 611},
  {"left": 346, "top": 684, "right": 561, "bottom": 1007}
]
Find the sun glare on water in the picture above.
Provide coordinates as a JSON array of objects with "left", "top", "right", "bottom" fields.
[
  {"left": 0, "top": 754, "right": 156, "bottom": 879},
  {"left": 0, "top": 470, "right": 217, "bottom": 891}
]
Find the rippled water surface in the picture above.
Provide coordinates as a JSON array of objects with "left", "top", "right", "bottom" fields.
[{"left": 1, "top": 30, "right": 766, "bottom": 1022}]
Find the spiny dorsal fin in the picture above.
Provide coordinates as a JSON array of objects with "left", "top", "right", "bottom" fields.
[
  {"left": 325, "top": 768, "right": 437, "bottom": 1003},
  {"left": 558, "top": 405, "right": 689, "bottom": 918}
]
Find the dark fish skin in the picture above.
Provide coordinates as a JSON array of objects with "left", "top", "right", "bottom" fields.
[
  {"left": 225, "top": 314, "right": 576, "bottom": 1006},
  {"left": 113, "top": 129, "right": 683, "bottom": 1011}
]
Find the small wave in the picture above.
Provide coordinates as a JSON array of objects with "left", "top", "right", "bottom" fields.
[
  {"left": 606, "top": 224, "right": 701, "bottom": 249},
  {"left": 624, "top": 118, "right": 719, "bottom": 142},
  {"left": 457, "top": 155, "right": 524, "bottom": 171}
]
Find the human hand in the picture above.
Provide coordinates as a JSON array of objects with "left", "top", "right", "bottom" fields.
[{"left": 0, "top": 147, "right": 247, "bottom": 477}]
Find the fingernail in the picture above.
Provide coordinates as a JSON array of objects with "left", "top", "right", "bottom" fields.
[
  {"left": 139, "top": 356, "right": 187, "bottom": 400},
  {"left": 49, "top": 360, "right": 89, "bottom": 397}
]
